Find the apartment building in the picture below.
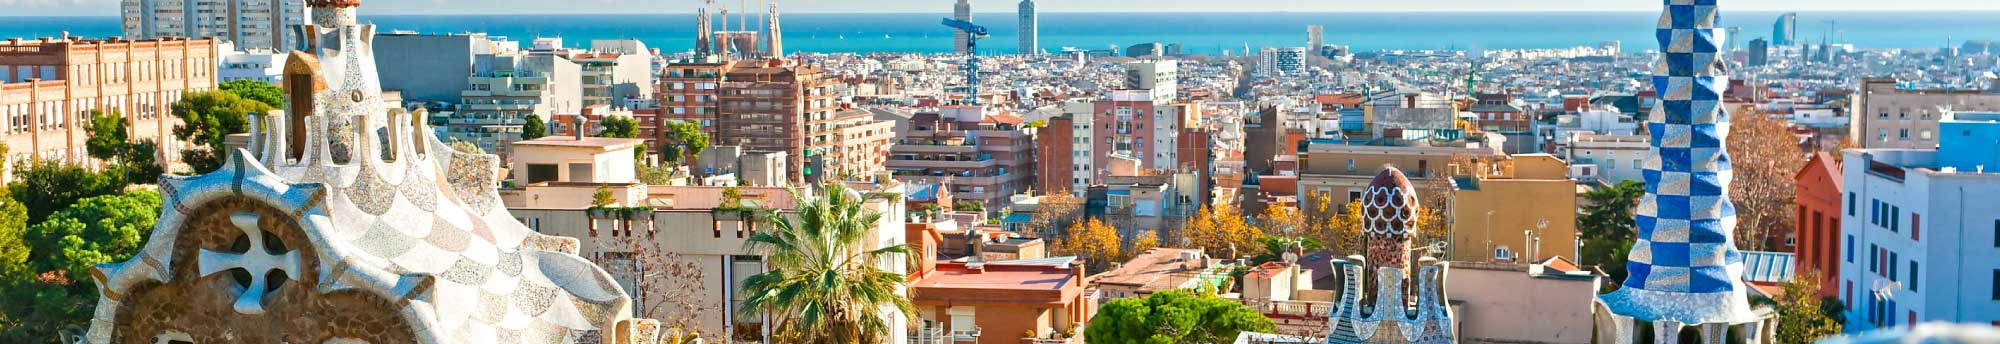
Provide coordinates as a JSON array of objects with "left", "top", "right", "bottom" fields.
[
  {"left": 1048, "top": 91, "right": 1198, "bottom": 193},
  {"left": 446, "top": 49, "right": 580, "bottom": 155},
  {"left": 511, "top": 179, "right": 911, "bottom": 344},
  {"left": 0, "top": 36, "right": 218, "bottom": 168},
  {"left": 120, "top": 0, "right": 308, "bottom": 52},
  {"left": 575, "top": 39, "right": 655, "bottom": 109},
  {"left": 887, "top": 106, "right": 1037, "bottom": 212},
  {"left": 1853, "top": 77, "right": 2000, "bottom": 149},
  {"left": 1838, "top": 112, "right": 2000, "bottom": 331},
  {"left": 374, "top": 32, "right": 514, "bottom": 103},
  {"left": 1447, "top": 154, "right": 1579, "bottom": 263},
  {"left": 657, "top": 57, "right": 740, "bottom": 136},
  {"left": 1563, "top": 133, "right": 1648, "bottom": 184},
  {"left": 717, "top": 61, "right": 891, "bottom": 184},
  {"left": 1296, "top": 136, "right": 1503, "bottom": 207}
]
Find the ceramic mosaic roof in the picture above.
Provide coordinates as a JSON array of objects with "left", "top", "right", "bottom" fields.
[{"left": 84, "top": 3, "right": 656, "bottom": 344}]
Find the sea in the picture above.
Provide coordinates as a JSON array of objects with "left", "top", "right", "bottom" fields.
[{"left": 4, "top": 11, "right": 2000, "bottom": 55}]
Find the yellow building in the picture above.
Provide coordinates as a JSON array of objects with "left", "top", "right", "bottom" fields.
[{"left": 1447, "top": 154, "right": 1579, "bottom": 264}]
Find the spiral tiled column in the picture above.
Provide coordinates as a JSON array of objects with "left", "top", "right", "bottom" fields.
[{"left": 1597, "top": 0, "right": 1760, "bottom": 328}]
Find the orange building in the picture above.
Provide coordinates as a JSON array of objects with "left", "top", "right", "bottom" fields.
[
  {"left": 0, "top": 36, "right": 217, "bottom": 168},
  {"left": 1793, "top": 152, "right": 1843, "bottom": 297},
  {"left": 908, "top": 251, "right": 1094, "bottom": 344}
]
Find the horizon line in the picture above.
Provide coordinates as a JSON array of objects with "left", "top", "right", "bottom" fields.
[{"left": 8, "top": 8, "right": 2000, "bottom": 18}]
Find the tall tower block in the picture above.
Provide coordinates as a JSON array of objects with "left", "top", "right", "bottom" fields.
[
  {"left": 1019, "top": 0, "right": 1039, "bottom": 55},
  {"left": 954, "top": 0, "right": 973, "bottom": 54}
]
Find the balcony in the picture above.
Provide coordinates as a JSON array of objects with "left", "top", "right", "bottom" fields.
[
  {"left": 893, "top": 144, "right": 979, "bottom": 154},
  {"left": 887, "top": 157, "right": 997, "bottom": 169},
  {"left": 1240, "top": 299, "right": 1334, "bottom": 321}
]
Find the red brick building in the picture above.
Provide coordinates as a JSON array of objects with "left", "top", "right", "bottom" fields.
[{"left": 1793, "top": 152, "right": 1843, "bottom": 297}]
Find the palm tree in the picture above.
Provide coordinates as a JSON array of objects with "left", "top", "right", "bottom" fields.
[{"left": 739, "top": 183, "right": 915, "bottom": 343}]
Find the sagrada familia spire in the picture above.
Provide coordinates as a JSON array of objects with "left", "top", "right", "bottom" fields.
[{"left": 1596, "top": 0, "right": 1771, "bottom": 342}]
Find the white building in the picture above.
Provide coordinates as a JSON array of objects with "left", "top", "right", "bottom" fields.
[
  {"left": 1260, "top": 47, "right": 1308, "bottom": 76},
  {"left": 120, "top": 0, "right": 308, "bottom": 52},
  {"left": 576, "top": 39, "right": 656, "bottom": 109},
  {"left": 1018, "top": 0, "right": 1038, "bottom": 55},
  {"left": 1125, "top": 60, "right": 1178, "bottom": 102},
  {"left": 1563, "top": 133, "right": 1647, "bottom": 184},
  {"left": 217, "top": 48, "right": 285, "bottom": 84},
  {"left": 1837, "top": 114, "right": 2000, "bottom": 332}
]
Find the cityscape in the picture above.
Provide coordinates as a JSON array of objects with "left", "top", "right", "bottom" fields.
[{"left": 2, "top": 0, "right": 2000, "bottom": 343}]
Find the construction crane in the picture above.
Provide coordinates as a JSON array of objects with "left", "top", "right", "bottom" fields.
[{"left": 941, "top": 18, "right": 988, "bottom": 105}]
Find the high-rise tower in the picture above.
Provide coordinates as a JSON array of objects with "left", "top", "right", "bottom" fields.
[
  {"left": 1773, "top": 12, "right": 1797, "bottom": 46},
  {"left": 954, "top": 0, "right": 973, "bottom": 54},
  {"left": 766, "top": 1, "right": 783, "bottom": 58},
  {"left": 1596, "top": 0, "right": 1767, "bottom": 342},
  {"left": 1018, "top": 0, "right": 1038, "bottom": 55},
  {"left": 1307, "top": 25, "right": 1325, "bottom": 56}
]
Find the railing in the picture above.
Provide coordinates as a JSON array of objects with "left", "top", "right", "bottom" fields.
[
  {"left": 910, "top": 327, "right": 948, "bottom": 344},
  {"left": 1241, "top": 299, "right": 1335, "bottom": 320}
]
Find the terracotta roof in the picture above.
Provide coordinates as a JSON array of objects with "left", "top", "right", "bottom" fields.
[
  {"left": 1092, "top": 248, "right": 1216, "bottom": 290},
  {"left": 1245, "top": 262, "right": 1292, "bottom": 280}
]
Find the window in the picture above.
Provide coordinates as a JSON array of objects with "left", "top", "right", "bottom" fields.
[
  {"left": 526, "top": 164, "right": 560, "bottom": 184},
  {"left": 1911, "top": 213, "right": 1920, "bottom": 241},
  {"left": 1993, "top": 270, "right": 2000, "bottom": 300},
  {"left": 1909, "top": 261, "right": 1918, "bottom": 290},
  {"left": 1848, "top": 193, "right": 1856, "bottom": 216},
  {"left": 1846, "top": 235, "right": 1855, "bottom": 262},
  {"left": 1888, "top": 252, "right": 1898, "bottom": 281},
  {"left": 1346, "top": 159, "right": 1356, "bottom": 172},
  {"left": 1844, "top": 280, "right": 1853, "bottom": 308},
  {"left": 1494, "top": 246, "right": 1513, "bottom": 261},
  {"left": 1994, "top": 220, "right": 1999, "bottom": 248},
  {"left": 1890, "top": 206, "right": 1901, "bottom": 232},
  {"left": 1871, "top": 199, "right": 1880, "bottom": 225}
]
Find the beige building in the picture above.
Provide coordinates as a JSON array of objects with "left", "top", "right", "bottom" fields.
[
  {"left": 1853, "top": 77, "right": 2000, "bottom": 149},
  {"left": 888, "top": 106, "right": 1038, "bottom": 212},
  {"left": 0, "top": 36, "right": 217, "bottom": 168},
  {"left": 513, "top": 182, "right": 911, "bottom": 344},
  {"left": 1447, "top": 154, "right": 1579, "bottom": 263},
  {"left": 1296, "top": 138, "right": 1504, "bottom": 206},
  {"left": 1446, "top": 258, "right": 1603, "bottom": 344}
]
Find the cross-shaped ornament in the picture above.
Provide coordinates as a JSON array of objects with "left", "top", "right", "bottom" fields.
[{"left": 197, "top": 211, "right": 303, "bottom": 315}]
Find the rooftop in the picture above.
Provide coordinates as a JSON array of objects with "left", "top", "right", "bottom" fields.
[
  {"left": 911, "top": 258, "right": 1083, "bottom": 304},
  {"left": 1092, "top": 248, "right": 1226, "bottom": 290},
  {"left": 512, "top": 136, "right": 645, "bottom": 151}
]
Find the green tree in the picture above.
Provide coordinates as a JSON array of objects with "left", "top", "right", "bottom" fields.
[
  {"left": 1085, "top": 290, "right": 1275, "bottom": 344},
  {"left": 83, "top": 109, "right": 128, "bottom": 162},
  {"left": 598, "top": 115, "right": 639, "bottom": 139},
  {"left": 7, "top": 160, "right": 128, "bottom": 225},
  {"left": 659, "top": 120, "right": 710, "bottom": 165},
  {"left": 173, "top": 91, "right": 274, "bottom": 174},
  {"left": 521, "top": 114, "right": 549, "bottom": 141},
  {"left": 219, "top": 79, "right": 284, "bottom": 109},
  {"left": 1579, "top": 180, "right": 1644, "bottom": 288},
  {"left": 1775, "top": 270, "right": 1843, "bottom": 343},
  {"left": 83, "top": 110, "right": 163, "bottom": 184},
  {"left": 739, "top": 183, "right": 914, "bottom": 343},
  {"left": 1, "top": 190, "right": 161, "bottom": 343}
]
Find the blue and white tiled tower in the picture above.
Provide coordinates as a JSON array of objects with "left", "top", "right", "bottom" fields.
[{"left": 1596, "top": 0, "right": 1768, "bottom": 343}]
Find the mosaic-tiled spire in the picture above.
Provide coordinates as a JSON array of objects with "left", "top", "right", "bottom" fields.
[{"left": 1598, "top": 0, "right": 1759, "bottom": 325}]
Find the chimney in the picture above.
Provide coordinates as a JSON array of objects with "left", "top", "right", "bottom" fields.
[{"left": 572, "top": 115, "right": 588, "bottom": 140}]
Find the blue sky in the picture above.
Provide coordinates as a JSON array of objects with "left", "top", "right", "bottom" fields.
[{"left": 5, "top": 0, "right": 2000, "bottom": 16}]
